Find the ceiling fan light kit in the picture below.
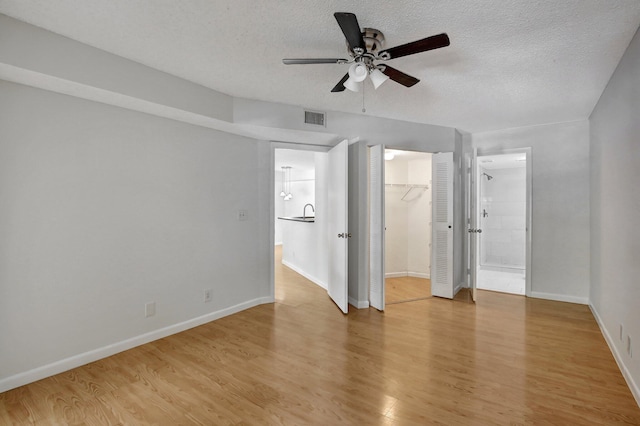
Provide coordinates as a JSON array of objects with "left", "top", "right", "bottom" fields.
[
  {"left": 283, "top": 12, "right": 450, "bottom": 93},
  {"left": 343, "top": 77, "right": 361, "bottom": 92},
  {"left": 348, "top": 62, "right": 368, "bottom": 82},
  {"left": 369, "top": 68, "right": 389, "bottom": 90}
]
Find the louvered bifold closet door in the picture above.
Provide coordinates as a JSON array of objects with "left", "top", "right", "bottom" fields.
[{"left": 431, "top": 152, "right": 454, "bottom": 299}]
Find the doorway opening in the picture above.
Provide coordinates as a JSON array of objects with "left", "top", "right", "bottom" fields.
[
  {"left": 270, "top": 141, "right": 350, "bottom": 314},
  {"left": 383, "top": 149, "right": 433, "bottom": 305},
  {"left": 475, "top": 152, "right": 529, "bottom": 296},
  {"left": 274, "top": 148, "right": 326, "bottom": 304}
]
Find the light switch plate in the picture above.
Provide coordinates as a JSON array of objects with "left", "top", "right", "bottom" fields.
[{"left": 145, "top": 301, "right": 156, "bottom": 317}]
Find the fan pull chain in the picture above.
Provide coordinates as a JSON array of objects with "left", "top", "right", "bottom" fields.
[{"left": 362, "top": 80, "right": 366, "bottom": 113}]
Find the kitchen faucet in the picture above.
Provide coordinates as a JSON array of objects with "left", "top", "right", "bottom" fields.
[{"left": 303, "top": 203, "right": 315, "bottom": 219}]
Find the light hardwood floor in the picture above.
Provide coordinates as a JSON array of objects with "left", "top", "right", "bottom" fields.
[
  {"left": 1, "top": 248, "right": 639, "bottom": 424},
  {"left": 385, "top": 276, "right": 431, "bottom": 305}
]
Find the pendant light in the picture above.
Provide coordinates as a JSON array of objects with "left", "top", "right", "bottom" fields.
[
  {"left": 283, "top": 166, "right": 293, "bottom": 201},
  {"left": 279, "top": 167, "right": 286, "bottom": 197}
]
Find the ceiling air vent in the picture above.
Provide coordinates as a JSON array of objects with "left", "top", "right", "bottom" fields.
[{"left": 304, "top": 110, "right": 326, "bottom": 127}]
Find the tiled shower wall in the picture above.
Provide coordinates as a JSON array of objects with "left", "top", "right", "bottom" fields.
[{"left": 480, "top": 166, "right": 526, "bottom": 269}]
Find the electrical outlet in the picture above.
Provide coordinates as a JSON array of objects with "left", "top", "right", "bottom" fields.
[
  {"left": 145, "top": 301, "right": 156, "bottom": 318},
  {"left": 204, "top": 289, "right": 212, "bottom": 303},
  {"left": 238, "top": 209, "right": 248, "bottom": 221},
  {"left": 628, "top": 336, "right": 632, "bottom": 358},
  {"left": 620, "top": 324, "right": 624, "bottom": 341}
]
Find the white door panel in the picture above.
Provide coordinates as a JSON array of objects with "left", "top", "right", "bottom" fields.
[{"left": 328, "top": 140, "right": 349, "bottom": 313}]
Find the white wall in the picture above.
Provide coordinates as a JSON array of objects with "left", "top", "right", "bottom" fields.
[
  {"left": 384, "top": 158, "right": 409, "bottom": 275},
  {"left": 407, "top": 156, "right": 432, "bottom": 277},
  {"left": 282, "top": 167, "right": 315, "bottom": 219},
  {"left": 234, "top": 98, "right": 455, "bottom": 149},
  {"left": 473, "top": 120, "right": 590, "bottom": 303},
  {"left": 274, "top": 149, "right": 318, "bottom": 245},
  {"left": 589, "top": 26, "right": 640, "bottom": 404},
  {"left": 0, "top": 80, "right": 271, "bottom": 391},
  {"left": 0, "top": 14, "right": 233, "bottom": 123},
  {"left": 274, "top": 168, "right": 284, "bottom": 245}
]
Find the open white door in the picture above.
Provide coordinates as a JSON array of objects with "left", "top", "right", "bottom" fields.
[
  {"left": 328, "top": 140, "right": 349, "bottom": 313},
  {"left": 431, "top": 152, "right": 454, "bottom": 299},
  {"left": 470, "top": 148, "right": 479, "bottom": 302},
  {"left": 369, "top": 145, "right": 385, "bottom": 311}
]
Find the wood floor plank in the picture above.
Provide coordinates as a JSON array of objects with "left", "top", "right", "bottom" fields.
[
  {"left": 1, "top": 246, "right": 638, "bottom": 424},
  {"left": 385, "top": 275, "right": 431, "bottom": 304}
]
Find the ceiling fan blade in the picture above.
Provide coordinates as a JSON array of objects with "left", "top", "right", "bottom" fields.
[
  {"left": 283, "top": 58, "right": 348, "bottom": 65},
  {"left": 282, "top": 58, "right": 349, "bottom": 65},
  {"left": 379, "top": 33, "right": 450, "bottom": 60},
  {"left": 331, "top": 73, "right": 350, "bottom": 92},
  {"left": 334, "top": 12, "right": 365, "bottom": 52},
  {"left": 381, "top": 66, "right": 420, "bottom": 87}
]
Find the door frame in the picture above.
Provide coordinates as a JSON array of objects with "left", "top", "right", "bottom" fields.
[
  {"left": 327, "top": 140, "right": 349, "bottom": 313},
  {"left": 369, "top": 146, "right": 440, "bottom": 307},
  {"left": 473, "top": 147, "right": 532, "bottom": 297},
  {"left": 269, "top": 141, "right": 331, "bottom": 301}
]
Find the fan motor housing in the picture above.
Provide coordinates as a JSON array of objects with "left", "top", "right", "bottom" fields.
[{"left": 347, "top": 28, "right": 385, "bottom": 57}]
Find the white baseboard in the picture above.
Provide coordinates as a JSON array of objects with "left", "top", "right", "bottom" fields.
[
  {"left": 349, "top": 296, "right": 369, "bottom": 309},
  {"left": 454, "top": 282, "right": 464, "bottom": 296},
  {"left": 0, "top": 296, "right": 273, "bottom": 393},
  {"left": 590, "top": 304, "right": 640, "bottom": 407},
  {"left": 529, "top": 291, "right": 589, "bottom": 305},
  {"left": 281, "top": 260, "right": 327, "bottom": 290},
  {"left": 408, "top": 271, "right": 430, "bottom": 279},
  {"left": 386, "top": 271, "right": 431, "bottom": 279},
  {"left": 385, "top": 272, "right": 407, "bottom": 278}
]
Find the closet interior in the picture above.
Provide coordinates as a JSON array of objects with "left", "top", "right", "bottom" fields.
[{"left": 384, "top": 150, "right": 433, "bottom": 305}]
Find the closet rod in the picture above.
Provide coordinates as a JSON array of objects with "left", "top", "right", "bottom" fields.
[
  {"left": 385, "top": 183, "right": 429, "bottom": 188},
  {"left": 401, "top": 186, "right": 427, "bottom": 201}
]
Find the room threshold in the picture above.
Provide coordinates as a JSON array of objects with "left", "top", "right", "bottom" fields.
[{"left": 386, "top": 296, "right": 433, "bottom": 305}]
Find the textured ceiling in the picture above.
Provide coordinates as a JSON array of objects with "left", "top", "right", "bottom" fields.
[{"left": 1, "top": 0, "right": 639, "bottom": 132}]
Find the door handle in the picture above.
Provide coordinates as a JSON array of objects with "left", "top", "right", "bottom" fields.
[
  {"left": 338, "top": 233, "right": 344, "bottom": 238},
  {"left": 337, "top": 233, "right": 352, "bottom": 239},
  {"left": 468, "top": 229, "right": 483, "bottom": 233}
]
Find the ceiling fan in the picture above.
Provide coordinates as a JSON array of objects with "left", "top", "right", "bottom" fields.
[{"left": 283, "top": 12, "right": 450, "bottom": 92}]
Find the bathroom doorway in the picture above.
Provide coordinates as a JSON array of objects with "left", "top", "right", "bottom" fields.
[
  {"left": 383, "top": 149, "right": 433, "bottom": 305},
  {"left": 475, "top": 152, "right": 530, "bottom": 296}
]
